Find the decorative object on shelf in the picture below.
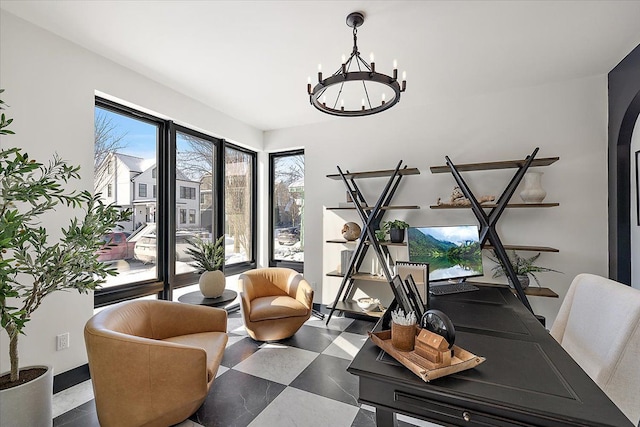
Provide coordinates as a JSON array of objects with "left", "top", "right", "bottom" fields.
[
  {"left": 356, "top": 297, "right": 380, "bottom": 311},
  {"left": 307, "top": 12, "right": 406, "bottom": 117},
  {"left": 519, "top": 171, "right": 547, "bottom": 203},
  {"left": 341, "top": 221, "right": 361, "bottom": 241},
  {"left": 374, "top": 229, "right": 387, "bottom": 241},
  {"left": 186, "top": 235, "right": 226, "bottom": 298},
  {"left": 383, "top": 219, "right": 409, "bottom": 243},
  {"left": 487, "top": 250, "right": 562, "bottom": 289},
  {"left": 436, "top": 186, "right": 496, "bottom": 206},
  {"left": 341, "top": 250, "right": 355, "bottom": 275},
  {"left": 0, "top": 89, "right": 131, "bottom": 421},
  {"left": 391, "top": 308, "right": 417, "bottom": 351}
]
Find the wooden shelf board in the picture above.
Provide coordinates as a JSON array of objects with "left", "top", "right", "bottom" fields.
[
  {"left": 326, "top": 271, "right": 389, "bottom": 282},
  {"left": 430, "top": 203, "right": 559, "bottom": 209},
  {"left": 483, "top": 245, "right": 559, "bottom": 253},
  {"left": 326, "top": 239, "right": 406, "bottom": 247},
  {"left": 330, "top": 301, "right": 385, "bottom": 318},
  {"left": 327, "top": 167, "right": 420, "bottom": 180},
  {"left": 327, "top": 205, "right": 421, "bottom": 211},
  {"left": 523, "top": 287, "right": 558, "bottom": 298},
  {"left": 430, "top": 157, "right": 559, "bottom": 173}
]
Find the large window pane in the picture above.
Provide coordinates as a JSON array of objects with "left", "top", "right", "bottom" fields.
[
  {"left": 225, "top": 147, "right": 254, "bottom": 264},
  {"left": 175, "top": 130, "right": 216, "bottom": 275},
  {"left": 271, "top": 151, "right": 304, "bottom": 263},
  {"left": 94, "top": 106, "right": 158, "bottom": 286}
]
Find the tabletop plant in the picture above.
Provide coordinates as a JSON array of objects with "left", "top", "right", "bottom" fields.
[
  {"left": 186, "top": 235, "right": 226, "bottom": 298},
  {"left": 0, "top": 89, "right": 130, "bottom": 387},
  {"left": 382, "top": 219, "right": 410, "bottom": 243},
  {"left": 486, "top": 250, "right": 561, "bottom": 287}
]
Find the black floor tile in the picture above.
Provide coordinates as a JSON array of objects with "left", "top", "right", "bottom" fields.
[
  {"left": 277, "top": 324, "right": 342, "bottom": 353},
  {"left": 220, "top": 336, "right": 262, "bottom": 368},
  {"left": 289, "top": 354, "right": 359, "bottom": 406},
  {"left": 344, "top": 319, "right": 377, "bottom": 335},
  {"left": 53, "top": 400, "right": 99, "bottom": 427},
  {"left": 191, "top": 369, "right": 286, "bottom": 427}
]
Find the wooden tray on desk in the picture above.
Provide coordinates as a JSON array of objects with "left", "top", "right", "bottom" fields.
[{"left": 368, "top": 330, "right": 485, "bottom": 382}]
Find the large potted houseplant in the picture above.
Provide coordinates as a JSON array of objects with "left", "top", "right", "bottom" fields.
[
  {"left": 487, "top": 250, "right": 561, "bottom": 288},
  {"left": 186, "top": 235, "right": 226, "bottom": 298},
  {"left": 0, "top": 90, "right": 130, "bottom": 426},
  {"left": 383, "top": 219, "right": 410, "bottom": 243}
]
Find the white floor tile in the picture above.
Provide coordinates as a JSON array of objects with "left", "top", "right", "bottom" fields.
[
  {"left": 52, "top": 380, "right": 94, "bottom": 418},
  {"left": 232, "top": 344, "right": 318, "bottom": 385},
  {"left": 322, "top": 332, "right": 369, "bottom": 360},
  {"left": 215, "top": 365, "right": 229, "bottom": 378},
  {"left": 305, "top": 316, "right": 354, "bottom": 332},
  {"left": 247, "top": 387, "right": 359, "bottom": 427}
]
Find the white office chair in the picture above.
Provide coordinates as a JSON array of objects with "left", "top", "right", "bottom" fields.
[{"left": 550, "top": 273, "right": 640, "bottom": 425}]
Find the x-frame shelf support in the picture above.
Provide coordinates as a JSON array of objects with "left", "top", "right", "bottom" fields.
[
  {"left": 444, "top": 148, "right": 542, "bottom": 314},
  {"left": 325, "top": 161, "right": 408, "bottom": 325}
]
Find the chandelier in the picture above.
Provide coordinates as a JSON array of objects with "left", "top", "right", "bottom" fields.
[{"left": 307, "top": 12, "right": 406, "bottom": 117}]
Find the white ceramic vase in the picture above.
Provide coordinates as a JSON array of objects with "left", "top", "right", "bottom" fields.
[
  {"left": 0, "top": 365, "right": 53, "bottom": 427},
  {"left": 519, "top": 171, "right": 547, "bottom": 203},
  {"left": 199, "top": 270, "right": 225, "bottom": 298}
]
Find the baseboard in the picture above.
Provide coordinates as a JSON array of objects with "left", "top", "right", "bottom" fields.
[{"left": 53, "top": 364, "right": 90, "bottom": 394}]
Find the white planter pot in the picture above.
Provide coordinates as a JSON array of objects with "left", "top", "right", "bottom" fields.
[
  {"left": 199, "top": 270, "right": 225, "bottom": 298},
  {"left": 0, "top": 365, "right": 53, "bottom": 427}
]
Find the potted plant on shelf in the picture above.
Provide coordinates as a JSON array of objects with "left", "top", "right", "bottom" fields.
[
  {"left": 383, "top": 219, "right": 410, "bottom": 243},
  {"left": 186, "top": 235, "right": 226, "bottom": 298},
  {"left": 486, "top": 250, "right": 561, "bottom": 289},
  {"left": 0, "top": 90, "right": 131, "bottom": 425}
]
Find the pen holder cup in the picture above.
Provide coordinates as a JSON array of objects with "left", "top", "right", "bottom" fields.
[{"left": 391, "top": 322, "right": 416, "bottom": 352}]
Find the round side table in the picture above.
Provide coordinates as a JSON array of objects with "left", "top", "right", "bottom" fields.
[{"left": 178, "top": 289, "right": 238, "bottom": 312}]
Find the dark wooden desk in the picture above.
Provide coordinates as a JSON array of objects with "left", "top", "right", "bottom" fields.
[{"left": 347, "top": 286, "right": 633, "bottom": 427}]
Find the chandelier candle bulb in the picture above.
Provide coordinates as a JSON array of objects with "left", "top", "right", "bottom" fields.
[
  {"left": 370, "top": 52, "right": 375, "bottom": 72},
  {"left": 382, "top": 93, "right": 386, "bottom": 105}
]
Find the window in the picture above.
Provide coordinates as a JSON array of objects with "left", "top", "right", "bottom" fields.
[
  {"left": 94, "top": 98, "right": 257, "bottom": 306},
  {"left": 180, "top": 186, "right": 196, "bottom": 200},
  {"left": 269, "top": 150, "right": 304, "bottom": 269},
  {"left": 94, "top": 100, "right": 160, "bottom": 300},
  {"left": 225, "top": 145, "right": 256, "bottom": 270}
]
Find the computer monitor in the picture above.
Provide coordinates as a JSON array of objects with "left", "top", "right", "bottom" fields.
[{"left": 407, "top": 225, "right": 483, "bottom": 283}]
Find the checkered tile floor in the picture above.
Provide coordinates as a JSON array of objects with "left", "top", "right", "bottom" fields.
[{"left": 53, "top": 312, "right": 439, "bottom": 427}]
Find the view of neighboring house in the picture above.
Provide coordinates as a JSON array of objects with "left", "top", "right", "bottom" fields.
[{"left": 95, "top": 152, "right": 201, "bottom": 232}]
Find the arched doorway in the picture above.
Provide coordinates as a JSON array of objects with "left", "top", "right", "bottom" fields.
[{"left": 609, "top": 44, "right": 640, "bottom": 285}]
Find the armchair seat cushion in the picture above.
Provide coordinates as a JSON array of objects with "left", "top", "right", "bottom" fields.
[
  {"left": 250, "top": 295, "right": 310, "bottom": 321},
  {"left": 163, "top": 331, "right": 227, "bottom": 383}
]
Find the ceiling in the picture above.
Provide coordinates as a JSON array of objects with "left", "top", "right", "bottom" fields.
[{"left": 2, "top": 1, "right": 640, "bottom": 131}]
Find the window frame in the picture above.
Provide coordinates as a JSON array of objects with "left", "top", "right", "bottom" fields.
[
  {"left": 269, "top": 149, "right": 304, "bottom": 272},
  {"left": 94, "top": 99, "right": 258, "bottom": 306}
]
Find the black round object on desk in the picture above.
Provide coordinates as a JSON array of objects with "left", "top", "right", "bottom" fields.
[{"left": 421, "top": 309, "right": 456, "bottom": 349}]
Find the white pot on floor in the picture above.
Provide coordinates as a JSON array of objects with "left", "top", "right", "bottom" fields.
[{"left": 0, "top": 365, "right": 53, "bottom": 427}]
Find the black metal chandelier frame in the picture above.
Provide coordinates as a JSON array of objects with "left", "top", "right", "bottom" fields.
[{"left": 307, "top": 12, "right": 406, "bottom": 117}]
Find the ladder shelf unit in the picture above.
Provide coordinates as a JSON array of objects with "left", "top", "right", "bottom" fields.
[
  {"left": 429, "top": 148, "right": 560, "bottom": 313},
  {"left": 325, "top": 161, "right": 419, "bottom": 324}
]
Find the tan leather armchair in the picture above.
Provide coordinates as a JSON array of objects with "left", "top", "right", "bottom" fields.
[
  {"left": 84, "top": 299, "right": 228, "bottom": 427},
  {"left": 238, "top": 268, "right": 313, "bottom": 341}
]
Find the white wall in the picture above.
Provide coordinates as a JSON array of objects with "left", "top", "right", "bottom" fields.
[
  {"left": 265, "top": 74, "right": 609, "bottom": 328},
  {"left": 0, "top": 11, "right": 263, "bottom": 376},
  {"left": 632, "top": 117, "right": 640, "bottom": 289}
]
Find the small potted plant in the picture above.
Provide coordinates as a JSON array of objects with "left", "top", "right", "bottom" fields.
[
  {"left": 383, "top": 219, "right": 410, "bottom": 243},
  {"left": 0, "top": 90, "right": 131, "bottom": 425},
  {"left": 487, "top": 250, "right": 561, "bottom": 288},
  {"left": 185, "top": 235, "right": 226, "bottom": 298}
]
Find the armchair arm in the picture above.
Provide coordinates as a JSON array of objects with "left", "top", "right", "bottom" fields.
[{"left": 289, "top": 275, "right": 314, "bottom": 310}]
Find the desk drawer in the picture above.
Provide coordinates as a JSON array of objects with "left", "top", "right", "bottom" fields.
[{"left": 394, "top": 391, "right": 530, "bottom": 427}]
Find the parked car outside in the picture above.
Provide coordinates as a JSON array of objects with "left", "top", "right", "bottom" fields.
[
  {"left": 134, "top": 231, "right": 196, "bottom": 264},
  {"left": 277, "top": 227, "right": 300, "bottom": 246},
  {"left": 97, "top": 231, "right": 135, "bottom": 262}
]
